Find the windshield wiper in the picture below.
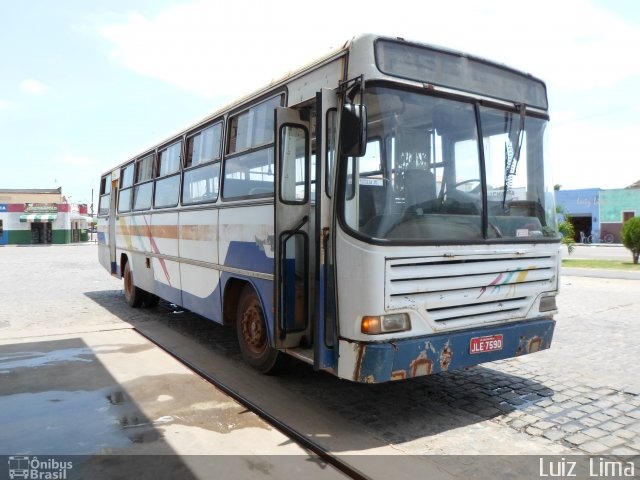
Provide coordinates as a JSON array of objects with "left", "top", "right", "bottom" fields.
[{"left": 502, "top": 103, "right": 526, "bottom": 208}]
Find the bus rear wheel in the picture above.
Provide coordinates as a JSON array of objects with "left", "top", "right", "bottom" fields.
[
  {"left": 236, "top": 286, "right": 287, "bottom": 374},
  {"left": 123, "top": 261, "right": 145, "bottom": 308}
]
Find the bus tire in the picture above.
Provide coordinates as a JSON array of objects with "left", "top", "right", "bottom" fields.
[
  {"left": 123, "top": 261, "right": 145, "bottom": 308},
  {"left": 236, "top": 285, "right": 288, "bottom": 374}
]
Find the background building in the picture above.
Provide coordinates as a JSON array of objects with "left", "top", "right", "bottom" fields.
[
  {"left": 600, "top": 188, "right": 639, "bottom": 243},
  {"left": 555, "top": 184, "right": 639, "bottom": 243},
  {"left": 555, "top": 188, "right": 601, "bottom": 242},
  {"left": 0, "top": 188, "right": 92, "bottom": 245}
]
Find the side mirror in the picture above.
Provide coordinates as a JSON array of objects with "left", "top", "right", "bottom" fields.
[{"left": 340, "top": 103, "right": 367, "bottom": 157}]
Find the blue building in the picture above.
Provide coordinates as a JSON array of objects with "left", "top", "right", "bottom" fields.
[
  {"left": 556, "top": 185, "right": 640, "bottom": 243},
  {"left": 554, "top": 188, "right": 601, "bottom": 242}
]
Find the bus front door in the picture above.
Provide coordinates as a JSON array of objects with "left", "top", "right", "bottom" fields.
[
  {"left": 313, "top": 88, "right": 339, "bottom": 370},
  {"left": 274, "top": 107, "right": 312, "bottom": 349}
]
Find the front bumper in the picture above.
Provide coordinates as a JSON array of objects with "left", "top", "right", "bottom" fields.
[{"left": 348, "top": 318, "right": 555, "bottom": 383}]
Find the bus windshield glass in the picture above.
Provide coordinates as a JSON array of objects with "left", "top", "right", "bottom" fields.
[{"left": 342, "top": 86, "right": 559, "bottom": 243}]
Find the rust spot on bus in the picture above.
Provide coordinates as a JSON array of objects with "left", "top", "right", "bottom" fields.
[
  {"left": 528, "top": 336, "right": 542, "bottom": 353},
  {"left": 410, "top": 351, "right": 433, "bottom": 377},
  {"left": 516, "top": 335, "right": 544, "bottom": 356},
  {"left": 439, "top": 345, "right": 452, "bottom": 371},
  {"left": 353, "top": 343, "right": 366, "bottom": 382}
]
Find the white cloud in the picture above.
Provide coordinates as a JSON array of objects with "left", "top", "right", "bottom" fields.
[
  {"left": 95, "top": 0, "right": 640, "bottom": 192},
  {"left": 0, "top": 99, "right": 11, "bottom": 110},
  {"left": 97, "top": 0, "right": 640, "bottom": 99},
  {"left": 550, "top": 120, "right": 640, "bottom": 189},
  {"left": 20, "top": 79, "right": 49, "bottom": 96},
  {"left": 98, "top": 1, "right": 352, "bottom": 98}
]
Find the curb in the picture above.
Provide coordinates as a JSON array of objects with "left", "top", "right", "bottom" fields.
[{"left": 562, "top": 267, "right": 640, "bottom": 280}]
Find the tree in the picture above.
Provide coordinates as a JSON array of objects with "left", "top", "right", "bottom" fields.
[
  {"left": 556, "top": 206, "right": 575, "bottom": 255},
  {"left": 620, "top": 217, "right": 640, "bottom": 264}
]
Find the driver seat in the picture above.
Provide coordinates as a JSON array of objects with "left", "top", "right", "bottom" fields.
[{"left": 404, "top": 169, "right": 437, "bottom": 209}]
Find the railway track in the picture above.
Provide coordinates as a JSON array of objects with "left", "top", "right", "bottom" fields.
[{"left": 133, "top": 327, "right": 371, "bottom": 480}]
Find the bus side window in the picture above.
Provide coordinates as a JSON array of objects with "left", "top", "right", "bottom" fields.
[
  {"left": 223, "top": 94, "right": 283, "bottom": 200},
  {"left": 99, "top": 173, "right": 112, "bottom": 216},
  {"left": 279, "top": 125, "right": 308, "bottom": 204},
  {"left": 183, "top": 122, "right": 222, "bottom": 204},
  {"left": 118, "top": 164, "right": 134, "bottom": 213},
  {"left": 224, "top": 150, "right": 274, "bottom": 198},
  {"left": 183, "top": 163, "right": 221, "bottom": 204},
  {"left": 154, "top": 141, "right": 182, "bottom": 209},
  {"left": 133, "top": 153, "right": 154, "bottom": 211}
]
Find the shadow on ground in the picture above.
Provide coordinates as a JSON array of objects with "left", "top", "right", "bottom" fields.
[{"left": 85, "top": 290, "right": 558, "bottom": 450}]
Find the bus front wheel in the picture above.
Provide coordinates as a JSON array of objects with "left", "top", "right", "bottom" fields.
[
  {"left": 236, "top": 286, "right": 287, "bottom": 374},
  {"left": 123, "top": 261, "right": 145, "bottom": 308}
]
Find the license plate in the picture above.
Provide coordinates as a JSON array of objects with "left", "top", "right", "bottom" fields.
[{"left": 470, "top": 334, "right": 503, "bottom": 354}]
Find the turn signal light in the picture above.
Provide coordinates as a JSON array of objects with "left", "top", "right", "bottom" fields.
[{"left": 361, "top": 313, "right": 411, "bottom": 334}]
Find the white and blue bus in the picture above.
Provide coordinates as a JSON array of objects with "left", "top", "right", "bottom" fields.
[{"left": 98, "top": 34, "right": 560, "bottom": 383}]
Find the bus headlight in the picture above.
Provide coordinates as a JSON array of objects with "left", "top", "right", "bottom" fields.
[
  {"left": 539, "top": 294, "right": 557, "bottom": 312},
  {"left": 361, "top": 313, "right": 411, "bottom": 334}
]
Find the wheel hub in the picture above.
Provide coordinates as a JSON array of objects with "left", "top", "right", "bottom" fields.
[{"left": 242, "top": 305, "right": 266, "bottom": 353}]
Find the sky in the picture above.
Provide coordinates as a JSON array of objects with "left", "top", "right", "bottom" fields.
[{"left": 1, "top": 0, "right": 639, "bottom": 210}]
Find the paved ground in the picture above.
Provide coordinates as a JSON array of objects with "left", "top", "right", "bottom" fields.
[
  {"left": 0, "top": 245, "right": 348, "bottom": 479},
  {"left": 0, "top": 244, "right": 638, "bottom": 478}
]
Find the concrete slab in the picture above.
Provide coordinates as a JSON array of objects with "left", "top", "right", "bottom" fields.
[{"left": 0, "top": 328, "right": 345, "bottom": 478}]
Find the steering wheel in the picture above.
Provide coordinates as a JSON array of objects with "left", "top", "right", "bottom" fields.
[{"left": 455, "top": 179, "right": 481, "bottom": 189}]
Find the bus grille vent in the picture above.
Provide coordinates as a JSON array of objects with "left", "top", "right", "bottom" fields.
[{"left": 385, "top": 254, "right": 556, "bottom": 324}]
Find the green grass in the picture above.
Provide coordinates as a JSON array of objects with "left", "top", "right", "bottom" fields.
[{"left": 562, "top": 259, "right": 640, "bottom": 271}]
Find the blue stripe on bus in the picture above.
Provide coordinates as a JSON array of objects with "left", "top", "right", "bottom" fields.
[
  {"left": 155, "top": 279, "right": 183, "bottom": 307},
  {"left": 223, "top": 240, "right": 273, "bottom": 274},
  {"left": 180, "top": 283, "right": 222, "bottom": 323},
  {"left": 315, "top": 264, "right": 337, "bottom": 370},
  {"left": 220, "top": 272, "right": 275, "bottom": 336},
  {"left": 354, "top": 318, "right": 555, "bottom": 383}
]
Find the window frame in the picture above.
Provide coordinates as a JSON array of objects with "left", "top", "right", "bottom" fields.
[
  {"left": 132, "top": 153, "right": 155, "bottom": 212},
  {"left": 182, "top": 162, "right": 222, "bottom": 206},
  {"left": 185, "top": 121, "right": 223, "bottom": 169},
  {"left": 336, "top": 84, "right": 557, "bottom": 246},
  {"left": 278, "top": 122, "right": 310, "bottom": 205},
  {"left": 226, "top": 93, "right": 283, "bottom": 156},
  {"left": 623, "top": 211, "right": 635, "bottom": 223},
  {"left": 117, "top": 164, "right": 135, "bottom": 214},
  {"left": 153, "top": 140, "right": 183, "bottom": 209},
  {"left": 181, "top": 120, "right": 223, "bottom": 206},
  {"left": 222, "top": 91, "right": 285, "bottom": 201},
  {"left": 98, "top": 173, "right": 112, "bottom": 217}
]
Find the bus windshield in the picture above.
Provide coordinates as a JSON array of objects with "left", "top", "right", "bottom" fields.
[{"left": 342, "top": 86, "right": 559, "bottom": 243}]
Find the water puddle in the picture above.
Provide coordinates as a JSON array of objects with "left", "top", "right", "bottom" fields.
[
  {"left": 0, "top": 387, "right": 159, "bottom": 454},
  {"left": 0, "top": 336, "right": 269, "bottom": 457},
  {"left": 0, "top": 347, "right": 94, "bottom": 373}
]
